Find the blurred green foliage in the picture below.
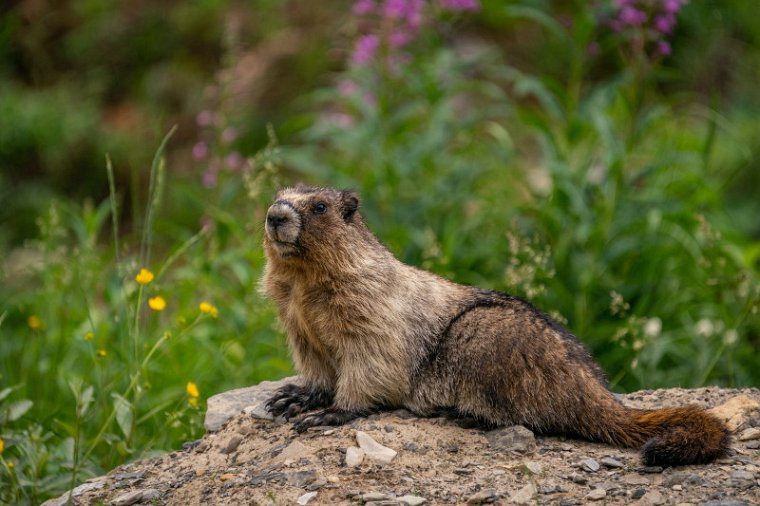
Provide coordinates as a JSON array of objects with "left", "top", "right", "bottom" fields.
[{"left": 0, "top": 0, "right": 759, "bottom": 503}]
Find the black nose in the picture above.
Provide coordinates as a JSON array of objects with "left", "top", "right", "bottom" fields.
[{"left": 267, "top": 212, "right": 289, "bottom": 228}]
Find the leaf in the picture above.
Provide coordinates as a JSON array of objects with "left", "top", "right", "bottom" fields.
[
  {"left": 0, "top": 386, "right": 16, "bottom": 403},
  {"left": 80, "top": 386, "right": 94, "bottom": 417},
  {"left": 111, "top": 393, "right": 133, "bottom": 440},
  {"left": 7, "top": 399, "right": 33, "bottom": 422}
]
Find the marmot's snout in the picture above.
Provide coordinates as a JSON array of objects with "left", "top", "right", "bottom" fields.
[{"left": 265, "top": 201, "right": 302, "bottom": 252}]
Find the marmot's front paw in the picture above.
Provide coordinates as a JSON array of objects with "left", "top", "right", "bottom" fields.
[
  {"left": 292, "top": 407, "right": 363, "bottom": 432},
  {"left": 265, "top": 384, "right": 333, "bottom": 420}
]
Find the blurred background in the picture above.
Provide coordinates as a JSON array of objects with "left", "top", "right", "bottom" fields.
[{"left": 1, "top": 0, "right": 759, "bottom": 502}]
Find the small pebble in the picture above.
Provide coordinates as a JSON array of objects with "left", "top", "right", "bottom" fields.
[
  {"left": 580, "top": 458, "right": 600, "bottom": 473},
  {"left": 585, "top": 488, "right": 606, "bottom": 501},
  {"left": 641, "top": 466, "right": 664, "bottom": 473},
  {"left": 600, "top": 457, "right": 625, "bottom": 468},
  {"left": 398, "top": 494, "right": 427, "bottom": 506},
  {"left": 465, "top": 489, "right": 498, "bottom": 504},
  {"left": 297, "top": 491, "right": 318, "bottom": 505},
  {"left": 738, "top": 427, "right": 760, "bottom": 441},
  {"left": 631, "top": 487, "right": 646, "bottom": 499}
]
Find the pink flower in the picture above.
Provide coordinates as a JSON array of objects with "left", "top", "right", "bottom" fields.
[
  {"left": 352, "top": 0, "right": 375, "bottom": 15},
  {"left": 619, "top": 6, "right": 647, "bottom": 26},
  {"left": 225, "top": 152, "right": 244, "bottom": 170},
  {"left": 656, "top": 40, "right": 672, "bottom": 56},
  {"left": 192, "top": 142, "right": 208, "bottom": 160},
  {"left": 352, "top": 34, "right": 380, "bottom": 65},
  {"left": 390, "top": 29, "right": 412, "bottom": 48},
  {"left": 438, "top": 0, "right": 480, "bottom": 12},
  {"left": 663, "top": 0, "right": 687, "bottom": 14},
  {"left": 338, "top": 80, "right": 359, "bottom": 96},
  {"left": 196, "top": 110, "right": 214, "bottom": 127},
  {"left": 221, "top": 127, "right": 238, "bottom": 145},
  {"left": 654, "top": 14, "right": 676, "bottom": 34}
]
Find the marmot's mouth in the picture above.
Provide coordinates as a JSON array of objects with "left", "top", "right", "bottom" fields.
[{"left": 268, "top": 238, "right": 301, "bottom": 257}]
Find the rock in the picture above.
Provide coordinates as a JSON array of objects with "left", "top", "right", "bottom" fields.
[
  {"left": 640, "top": 490, "right": 666, "bottom": 506},
  {"left": 110, "top": 490, "right": 144, "bottom": 506},
  {"left": 287, "top": 470, "right": 317, "bottom": 488},
  {"left": 275, "top": 440, "right": 313, "bottom": 463},
  {"left": 511, "top": 483, "right": 537, "bottom": 504},
  {"left": 567, "top": 473, "right": 588, "bottom": 485},
  {"left": 585, "top": 488, "right": 606, "bottom": 501},
  {"left": 538, "top": 482, "right": 567, "bottom": 494},
  {"left": 625, "top": 475, "right": 650, "bottom": 486},
  {"left": 524, "top": 461, "right": 543, "bottom": 475},
  {"left": 738, "top": 427, "right": 760, "bottom": 441},
  {"left": 708, "top": 395, "right": 760, "bottom": 432},
  {"left": 664, "top": 472, "right": 705, "bottom": 487},
  {"left": 40, "top": 477, "right": 108, "bottom": 506},
  {"left": 746, "top": 440, "right": 760, "bottom": 449},
  {"left": 631, "top": 487, "right": 646, "bottom": 499},
  {"left": 484, "top": 426, "right": 536, "bottom": 454},
  {"left": 219, "top": 473, "right": 238, "bottom": 481},
  {"left": 205, "top": 376, "right": 298, "bottom": 431},
  {"left": 641, "top": 466, "right": 664, "bottom": 473},
  {"left": 141, "top": 489, "right": 160, "bottom": 501},
  {"left": 356, "top": 431, "right": 397, "bottom": 464},
  {"left": 297, "top": 491, "right": 318, "bottom": 505},
  {"left": 398, "top": 494, "right": 427, "bottom": 505},
  {"left": 600, "top": 457, "right": 625, "bottom": 468},
  {"left": 730, "top": 470, "right": 755, "bottom": 481},
  {"left": 579, "top": 458, "right": 600, "bottom": 472},
  {"left": 345, "top": 446, "right": 365, "bottom": 467},
  {"left": 220, "top": 434, "right": 243, "bottom": 454},
  {"left": 361, "top": 492, "right": 392, "bottom": 501},
  {"left": 465, "top": 488, "right": 498, "bottom": 504}
]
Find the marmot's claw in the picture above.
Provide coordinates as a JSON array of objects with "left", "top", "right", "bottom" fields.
[
  {"left": 265, "top": 384, "right": 335, "bottom": 420},
  {"left": 265, "top": 384, "right": 310, "bottom": 418},
  {"left": 292, "top": 407, "right": 361, "bottom": 432}
]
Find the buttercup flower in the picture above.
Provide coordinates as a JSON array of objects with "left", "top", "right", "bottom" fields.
[
  {"left": 199, "top": 301, "right": 219, "bottom": 318},
  {"left": 84, "top": 332, "right": 94, "bottom": 341},
  {"left": 27, "top": 315, "right": 42, "bottom": 330},
  {"left": 0, "top": 437, "right": 4, "bottom": 454},
  {"left": 135, "top": 268, "right": 155, "bottom": 285},
  {"left": 186, "top": 382, "right": 200, "bottom": 398},
  {"left": 148, "top": 296, "right": 167, "bottom": 311},
  {"left": 97, "top": 349, "right": 107, "bottom": 358}
]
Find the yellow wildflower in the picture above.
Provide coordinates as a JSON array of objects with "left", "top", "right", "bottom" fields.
[
  {"left": 84, "top": 332, "right": 94, "bottom": 341},
  {"left": 186, "top": 382, "right": 200, "bottom": 398},
  {"left": 27, "top": 315, "right": 42, "bottom": 330},
  {"left": 0, "top": 437, "right": 4, "bottom": 454},
  {"left": 148, "top": 296, "right": 167, "bottom": 311},
  {"left": 97, "top": 349, "right": 107, "bottom": 358},
  {"left": 188, "top": 397, "right": 199, "bottom": 408},
  {"left": 7, "top": 462, "right": 14, "bottom": 470},
  {"left": 135, "top": 268, "right": 154, "bottom": 285},
  {"left": 199, "top": 302, "right": 219, "bottom": 318}
]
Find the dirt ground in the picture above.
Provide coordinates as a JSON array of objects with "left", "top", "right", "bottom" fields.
[{"left": 44, "top": 386, "right": 760, "bottom": 506}]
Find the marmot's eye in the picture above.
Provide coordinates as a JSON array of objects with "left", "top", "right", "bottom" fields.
[{"left": 313, "top": 203, "right": 328, "bottom": 215}]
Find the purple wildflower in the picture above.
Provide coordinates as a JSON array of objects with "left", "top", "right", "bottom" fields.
[
  {"left": 225, "top": 152, "right": 244, "bottom": 170},
  {"left": 656, "top": 40, "right": 671, "bottom": 56},
  {"left": 352, "top": 0, "right": 375, "bottom": 15},
  {"left": 438, "top": 0, "right": 480, "bottom": 11},
  {"left": 196, "top": 110, "right": 214, "bottom": 127},
  {"left": 221, "top": 127, "right": 238, "bottom": 145},
  {"left": 192, "top": 141, "right": 208, "bottom": 161},
  {"left": 352, "top": 34, "right": 380, "bottom": 65},
  {"left": 654, "top": 14, "right": 676, "bottom": 34},
  {"left": 203, "top": 160, "right": 220, "bottom": 188},
  {"left": 619, "top": 6, "right": 647, "bottom": 26}
]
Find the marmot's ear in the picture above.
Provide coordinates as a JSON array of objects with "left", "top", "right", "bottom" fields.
[{"left": 341, "top": 190, "right": 359, "bottom": 222}]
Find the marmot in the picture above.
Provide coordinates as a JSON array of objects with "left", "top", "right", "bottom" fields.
[{"left": 261, "top": 185, "right": 730, "bottom": 466}]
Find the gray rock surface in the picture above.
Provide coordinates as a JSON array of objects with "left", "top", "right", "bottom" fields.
[
  {"left": 205, "top": 376, "right": 297, "bottom": 431},
  {"left": 44, "top": 383, "right": 760, "bottom": 506}
]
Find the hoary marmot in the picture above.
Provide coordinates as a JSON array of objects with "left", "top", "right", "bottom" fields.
[{"left": 261, "top": 185, "right": 729, "bottom": 466}]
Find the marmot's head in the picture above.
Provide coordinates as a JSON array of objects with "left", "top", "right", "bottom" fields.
[{"left": 264, "top": 185, "right": 361, "bottom": 261}]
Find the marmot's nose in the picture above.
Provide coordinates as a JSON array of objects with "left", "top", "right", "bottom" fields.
[{"left": 266, "top": 210, "right": 289, "bottom": 228}]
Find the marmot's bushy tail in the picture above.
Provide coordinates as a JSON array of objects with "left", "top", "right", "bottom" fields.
[
  {"left": 632, "top": 407, "right": 730, "bottom": 466},
  {"left": 598, "top": 405, "right": 730, "bottom": 466}
]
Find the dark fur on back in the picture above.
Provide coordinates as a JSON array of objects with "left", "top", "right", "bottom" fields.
[{"left": 261, "top": 185, "right": 730, "bottom": 466}]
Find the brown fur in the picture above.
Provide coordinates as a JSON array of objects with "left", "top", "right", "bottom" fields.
[{"left": 261, "top": 185, "right": 730, "bottom": 466}]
